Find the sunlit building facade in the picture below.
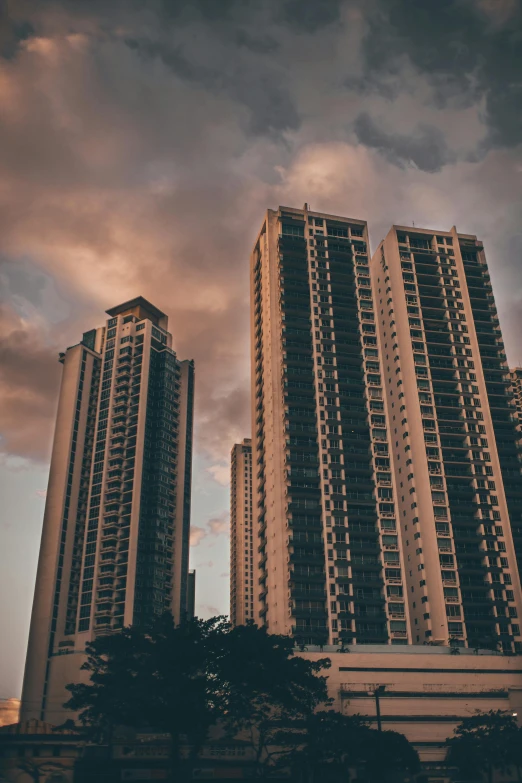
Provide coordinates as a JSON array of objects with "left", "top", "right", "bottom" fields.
[
  {"left": 372, "top": 228, "right": 522, "bottom": 651},
  {"left": 21, "top": 297, "right": 195, "bottom": 722},
  {"left": 250, "top": 205, "right": 410, "bottom": 647},
  {"left": 230, "top": 439, "right": 254, "bottom": 626}
]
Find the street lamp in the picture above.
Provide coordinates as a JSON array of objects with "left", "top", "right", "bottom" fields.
[{"left": 367, "top": 685, "right": 386, "bottom": 732}]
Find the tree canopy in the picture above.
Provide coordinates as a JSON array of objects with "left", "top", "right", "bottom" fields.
[
  {"left": 66, "top": 614, "right": 228, "bottom": 750},
  {"left": 447, "top": 709, "right": 521, "bottom": 783},
  {"left": 65, "top": 613, "right": 419, "bottom": 782},
  {"left": 65, "top": 614, "right": 331, "bottom": 780}
]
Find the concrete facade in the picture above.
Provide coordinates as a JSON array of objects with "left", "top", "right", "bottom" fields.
[
  {"left": 251, "top": 206, "right": 411, "bottom": 646},
  {"left": 0, "top": 720, "right": 79, "bottom": 783},
  {"left": 6, "top": 649, "right": 522, "bottom": 783},
  {"left": 371, "top": 228, "right": 522, "bottom": 652},
  {"left": 299, "top": 644, "right": 522, "bottom": 773},
  {"left": 21, "top": 298, "right": 195, "bottom": 725},
  {"left": 230, "top": 439, "right": 254, "bottom": 626}
]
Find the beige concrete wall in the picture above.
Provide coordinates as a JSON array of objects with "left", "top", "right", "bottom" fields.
[
  {"left": 251, "top": 210, "right": 292, "bottom": 635},
  {"left": 371, "top": 233, "right": 450, "bottom": 644},
  {"left": 371, "top": 226, "right": 522, "bottom": 649},
  {"left": 21, "top": 345, "right": 83, "bottom": 721},
  {"left": 230, "top": 440, "right": 253, "bottom": 626},
  {"left": 299, "top": 646, "right": 522, "bottom": 763}
]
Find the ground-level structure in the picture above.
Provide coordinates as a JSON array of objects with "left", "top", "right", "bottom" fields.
[
  {"left": 300, "top": 644, "right": 522, "bottom": 778},
  {"left": 2, "top": 645, "right": 522, "bottom": 781}
]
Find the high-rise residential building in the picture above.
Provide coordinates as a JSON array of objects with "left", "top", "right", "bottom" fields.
[
  {"left": 230, "top": 439, "right": 253, "bottom": 626},
  {"left": 372, "top": 227, "right": 522, "bottom": 651},
  {"left": 21, "top": 297, "right": 195, "bottom": 722},
  {"left": 250, "top": 205, "right": 410, "bottom": 647}
]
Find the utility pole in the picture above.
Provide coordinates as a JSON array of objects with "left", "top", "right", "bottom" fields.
[{"left": 368, "top": 685, "right": 386, "bottom": 732}]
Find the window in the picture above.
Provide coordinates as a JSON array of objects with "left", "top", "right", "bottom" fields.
[
  {"left": 282, "top": 223, "right": 304, "bottom": 237},
  {"left": 448, "top": 622, "right": 463, "bottom": 634},
  {"left": 446, "top": 604, "right": 461, "bottom": 617}
]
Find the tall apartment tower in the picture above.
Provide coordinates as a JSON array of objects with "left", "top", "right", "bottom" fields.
[
  {"left": 372, "top": 228, "right": 522, "bottom": 651},
  {"left": 250, "top": 205, "right": 411, "bottom": 647},
  {"left": 21, "top": 297, "right": 195, "bottom": 722},
  {"left": 230, "top": 439, "right": 254, "bottom": 626}
]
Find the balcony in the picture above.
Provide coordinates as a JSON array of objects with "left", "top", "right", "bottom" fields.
[{"left": 442, "top": 576, "right": 457, "bottom": 586}]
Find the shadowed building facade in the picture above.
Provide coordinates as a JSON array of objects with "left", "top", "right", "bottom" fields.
[
  {"left": 371, "top": 228, "right": 522, "bottom": 651},
  {"left": 21, "top": 297, "right": 195, "bottom": 723},
  {"left": 250, "top": 205, "right": 410, "bottom": 647},
  {"left": 230, "top": 439, "right": 254, "bottom": 626}
]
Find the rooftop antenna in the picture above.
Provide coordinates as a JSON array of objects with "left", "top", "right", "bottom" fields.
[{"left": 412, "top": 220, "right": 415, "bottom": 227}]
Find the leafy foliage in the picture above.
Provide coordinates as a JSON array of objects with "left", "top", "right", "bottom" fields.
[
  {"left": 285, "top": 710, "right": 367, "bottom": 780},
  {"left": 361, "top": 728, "right": 420, "bottom": 783},
  {"left": 65, "top": 615, "right": 332, "bottom": 779},
  {"left": 447, "top": 710, "right": 520, "bottom": 783},
  {"left": 277, "top": 712, "right": 419, "bottom": 783},
  {"left": 64, "top": 614, "right": 420, "bottom": 782},
  {"left": 65, "top": 614, "right": 230, "bottom": 775},
  {"left": 215, "top": 622, "right": 331, "bottom": 775}
]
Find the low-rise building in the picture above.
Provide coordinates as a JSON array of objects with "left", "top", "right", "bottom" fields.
[
  {"left": 2, "top": 646, "right": 522, "bottom": 782},
  {"left": 299, "top": 644, "right": 522, "bottom": 779},
  {"left": 0, "top": 719, "right": 80, "bottom": 782}
]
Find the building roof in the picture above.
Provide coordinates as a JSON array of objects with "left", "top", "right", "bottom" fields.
[
  {"left": 0, "top": 719, "right": 77, "bottom": 736},
  {"left": 106, "top": 297, "right": 167, "bottom": 323}
]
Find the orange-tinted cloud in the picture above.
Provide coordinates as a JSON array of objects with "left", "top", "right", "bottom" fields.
[
  {"left": 0, "top": 698, "right": 20, "bottom": 727},
  {"left": 0, "top": 0, "right": 521, "bottom": 474}
]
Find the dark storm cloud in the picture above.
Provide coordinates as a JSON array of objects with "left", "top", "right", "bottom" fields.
[
  {"left": 0, "top": 0, "right": 522, "bottom": 470},
  {"left": 275, "top": 0, "right": 344, "bottom": 31},
  {"left": 353, "top": 112, "right": 455, "bottom": 172},
  {"left": 5, "top": 0, "right": 521, "bottom": 154},
  {"left": 1, "top": 0, "right": 522, "bottom": 656},
  {"left": 124, "top": 35, "right": 299, "bottom": 135},
  {"left": 358, "top": 0, "right": 522, "bottom": 150},
  {"left": 0, "top": 2, "right": 34, "bottom": 61}
]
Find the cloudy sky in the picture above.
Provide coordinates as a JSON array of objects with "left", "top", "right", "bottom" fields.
[{"left": 1, "top": 0, "right": 522, "bottom": 698}]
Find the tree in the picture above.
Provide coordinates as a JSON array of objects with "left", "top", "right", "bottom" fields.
[
  {"left": 65, "top": 615, "right": 332, "bottom": 782},
  {"left": 216, "top": 622, "right": 332, "bottom": 777},
  {"left": 447, "top": 710, "right": 519, "bottom": 783},
  {"left": 509, "top": 725, "right": 522, "bottom": 782},
  {"left": 276, "top": 711, "right": 419, "bottom": 783},
  {"left": 285, "top": 710, "right": 367, "bottom": 783},
  {"left": 361, "top": 729, "right": 420, "bottom": 783},
  {"left": 65, "top": 614, "right": 230, "bottom": 782}
]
